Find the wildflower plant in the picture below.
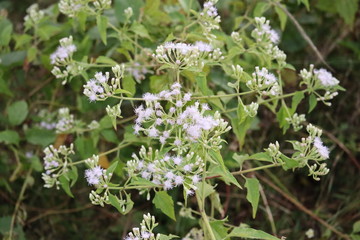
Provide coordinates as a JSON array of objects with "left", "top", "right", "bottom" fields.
[{"left": 0, "top": 0, "right": 347, "bottom": 239}]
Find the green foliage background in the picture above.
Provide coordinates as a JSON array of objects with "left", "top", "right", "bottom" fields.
[{"left": 0, "top": 0, "right": 359, "bottom": 239}]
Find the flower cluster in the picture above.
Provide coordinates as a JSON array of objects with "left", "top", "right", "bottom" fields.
[
  {"left": 198, "top": 0, "right": 221, "bottom": 41},
  {"left": 246, "top": 67, "right": 281, "bottom": 96},
  {"left": 300, "top": 65, "right": 341, "bottom": 106},
  {"left": 134, "top": 84, "right": 230, "bottom": 151},
  {"left": 153, "top": 41, "right": 223, "bottom": 71},
  {"left": 252, "top": 17, "right": 280, "bottom": 44},
  {"left": 50, "top": 36, "right": 84, "bottom": 84},
  {"left": 289, "top": 124, "right": 330, "bottom": 180},
  {"left": 42, "top": 144, "right": 74, "bottom": 188},
  {"left": 85, "top": 155, "right": 108, "bottom": 186},
  {"left": 24, "top": 4, "right": 44, "bottom": 29},
  {"left": 50, "top": 36, "right": 77, "bottom": 65},
  {"left": 56, "top": 108, "right": 75, "bottom": 133},
  {"left": 285, "top": 113, "right": 306, "bottom": 131},
  {"left": 124, "top": 213, "right": 163, "bottom": 240},
  {"left": 251, "top": 17, "right": 286, "bottom": 66},
  {"left": 59, "top": 0, "right": 111, "bottom": 17},
  {"left": 83, "top": 64, "right": 125, "bottom": 102},
  {"left": 126, "top": 146, "right": 204, "bottom": 195}
]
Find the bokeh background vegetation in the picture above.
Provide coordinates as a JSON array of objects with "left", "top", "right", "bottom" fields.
[{"left": 0, "top": 0, "right": 359, "bottom": 239}]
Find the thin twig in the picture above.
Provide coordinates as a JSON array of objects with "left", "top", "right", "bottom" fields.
[
  {"left": 270, "top": 1, "right": 333, "bottom": 71},
  {"left": 257, "top": 174, "right": 350, "bottom": 240}
]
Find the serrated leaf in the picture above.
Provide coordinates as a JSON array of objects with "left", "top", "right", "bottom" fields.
[
  {"left": 245, "top": 178, "right": 260, "bottom": 218},
  {"left": 228, "top": 227, "right": 280, "bottom": 239},
  {"left": 153, "top": 191, "right": 176, "bottom": 220},
  {"left": 8, "top": 100, "right": 28, "bottom": 126},
  {"left": 108, "top": 192, "right": 134, "bottom": 214},
  {"left": 96, "top": 15, "right": 108, "bottom": 45}
]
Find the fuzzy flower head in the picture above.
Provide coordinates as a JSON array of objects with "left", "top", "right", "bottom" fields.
[
  {"left": 153, "top": 41, "right": 223, "bottom": 71},
  {"left": 133, "top": 86, "right": 230, "bottom": 150},
  {"left": 56, "top": 108, "right": 75, "bottom": 133},
  {"left": 126, "top": 146, "right": 205, "bottom": 195},
  {"left": 252, "top": 17, "right": 280, "bottom": 44},
  {"left": 50, "top": 36, "right": 77, "bottom": 65},
  {"left": 198, "top": 0, "right": 221, "bottom": 41},
  {"left": 314, "top": 68, "right": 339, "bottom": 87},
  {"left": 246, "top": 67, "right": 281, "bottom": 96},
  {"left": 83, "top": 64, "right": 125, "bottom": 102}
]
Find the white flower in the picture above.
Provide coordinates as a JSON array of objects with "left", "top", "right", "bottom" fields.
[
  {"left": 174, "top": 175, "right": 184, "bottom": 186},
  {"left": 173, "top": 156, "right": 182, "bottom": 165},
  {"left": 314, "top": 68, "right": 339, "bottom": 87},
  {"left": 85, "top": 166, "right": 104, "bottom": 185},
  {"left": 192, "top": 175, "right": 201, "bottom": 184},
  {"left": 313, "top": 137, "right": 330, "bottom": 159},
  {"left": 143, "top": 93, "right": 159, "bottom": 102}
]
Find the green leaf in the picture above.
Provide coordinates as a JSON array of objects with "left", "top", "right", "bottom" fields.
[
  {"left": 0, "top": 130, "right": 19, "bottom": 145},
  {"left": 96, "top": 15, "right": 108, "bottom": 45},
  {"left": 281, "top": 154, "right": 299, "bottom": 170},
  {"left": 122, "top": 76, "right": 136, "bottom": 96},
  {"left": 8, "top": 100, "right": 28, "bottom": 126},
  {"left": 27, "top": 46, "right": 37, "bottom": 62},
  {"left": 197, "top": 182, "right": 215, "bottom": 200},
  {"left": 195, "top": 74, "right": 224, "bottom": 110},
  {"left": 0, "top": 216, "right": 12, "bottom": 235},
  {"left": 291, "top": 91, "right": 305, "bottom": 114},
  {"left": 101, "top": 129, "right": 118, "bottom": 143},
  {"left": 352, "top": 220, "right": 360, "bottom": 233},
  {"left": 249, "top": 152, "right": 273, "bottom": 162},
  {"left": 158, "top": 234, "right": 179, "bottom": 240},
  {"left": 335, "top": 0, "right": 358, "bottom": 26},
  {"left": 114, "top": 88, "right": 132, "bottom": 95},
  {"left": 208, "top": 149, "right": 242, "bottom": 189},
  {"left": 179, "top": 0, "right": 200, "bottom": 13},
  {"left": 106, "top": 160, "right": 119, "bottom": 175},
  {"left": 75, "top": 137, "right": 96, "bottom": 159},
  {"left": 109, "top": 192, "right": 134, "bottom": 214},
  {"left": 130, "top": 22, "right": 152, "bottom": 40},
  {"left": 297, "top": 0, "right": 310, "bottom": 11},
  {"left": 153, "top": 191, "right": 176, "bottom": 220},
  {"left": 228, "top": 227, "right": 280, "bottom": 239},
  {"left": 253, "top": 2, "right": 270, "bottom": 17},
  {"left": 210, "top": 220, "right": 229, "bottom": 239},
  {"left": 95, "top": 56, "right": 118, "bottom": 65},
  {"left": 275, "top": 5, "right": 287, "bottom": 30},
  {"left": 0, "top": 18, "right": 13, "bottom": 47},
  {"left": 308, "top": 93, "right": 317, "bottom": 113},
  {"left": 59, "top": 175, "right": 74, "bottom": 198},
  {"left": 245, "top": 178, "right": 260, "bottom": 218},
  {"left": 25, "top": 128, "right": 56, "bottom": 147},
  {"left": 0, "top": 75, "right": 13, "bottom": 97}
]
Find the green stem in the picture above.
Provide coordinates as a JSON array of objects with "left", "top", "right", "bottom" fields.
[
  {"left": 69, "top": 142, "right": 132, "bottom": 166},
  {"left": 8, "top": 168, "right": 33, "bottom": 240}
]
